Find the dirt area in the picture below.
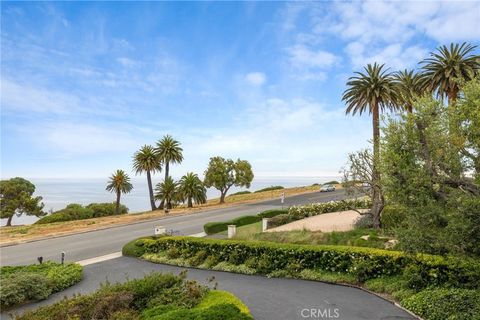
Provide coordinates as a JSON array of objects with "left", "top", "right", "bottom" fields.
[
  {"left": 267, "top": 209, "right": 362, "bottom": 233},
  {"left": 0, "top": 184, "right": 332, "bottom": 246}
]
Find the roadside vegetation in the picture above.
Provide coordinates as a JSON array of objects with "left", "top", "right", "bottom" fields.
[
  {"left": 35, "top": 203, "right": 128, "bottom": 224},
  {"left": 16, "top": 272, "right": 252, "bottom": 320},
  {"left": 0, "top": 262, "right": 82, "bottom": 309}
]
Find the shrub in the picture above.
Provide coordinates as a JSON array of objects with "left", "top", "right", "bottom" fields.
[
  {"left": 354, "top": 214, "right": 374, "bottom": 229},
  {"left": 288, "top": 198, "right": 372, "bottom": 220},
  {"left": 230, "top": 215, "right": 261, "bottom": 226},
  {"left": 36, "top": 202, "right": 128, "bottom": 224},
  {"left": 401, "top": 288, "right": 480, "bottom": 320},
  {"left": 123, "top": 239, "right": 147, "bottom": 257},
  {"left": 229, "top": 191, "right": 252, "bottom": 196},
  {"left": 141, "top": 237, "right": 480, "bottom": 288},
  {"left": 257, "top": 209, "right": 288, "bottom": 218},
  {"left": 323, "top": 180, "right": 340, "bottom": 185},
  {"left": 203, "top": 215, "right": 260, "bottom": 235},
  {"left": 254, "top": 186, "right": 284, "bottom": 193},
  {"left": 381, "top": 205, "right": 407, "bottom": 229},
  {"left": 0, "top": 262, "right": 82, "bottom": 309},
  {"left": 267, "top": 214, "right": 295, "bottom": 228}
]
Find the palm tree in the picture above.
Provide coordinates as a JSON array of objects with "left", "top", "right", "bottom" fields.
[
  {"left": 106, "top": 170, "right": 133, "bottom": 215},
  {"left": 342, "top": 63, "right": 399, "bottom": 228},
  {"left": 133, "top": 145, "right": 161, "bottom": 211},
  {"left": 393, "top": 69, "right": 425, "bottom": 112},
  {"left": 421, "top": 42, "right": 479, "bottom": 106},
  {"left": 155, "top": 176, "right": 178, "bottom": 210},
  {"left": 178, "top": 172, "right": 207, "bottom": 208},
  {"left": 155, "top": 135, "right": 183, "bottom": 209}
]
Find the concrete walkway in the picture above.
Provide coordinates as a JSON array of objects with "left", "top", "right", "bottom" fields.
[{"left": 4, "top": 256, "right": 415, "bottom": 320}]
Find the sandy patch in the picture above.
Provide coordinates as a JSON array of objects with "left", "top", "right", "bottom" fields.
[{"left": 267, "top": 210, "right": 362, "bottom": 233}]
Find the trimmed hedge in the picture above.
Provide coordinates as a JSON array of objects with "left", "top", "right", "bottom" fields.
[
  {"left": 254, "top": 186, "right": 284, "bottom": 193},
  {"left": 0, "top": 262, "right": 83, "bottom": 308},
  {"left": 36, "top": 202, "right": 128, "bottom": 224},
  {"left": 288, "top": 198, "right": 372, "bottom": 220},
  {"left": 204, "top": 209, "right": 287, "bottom": 235},
  {"left": 139, "top": 237, "right": 480, "bottom": 288}
]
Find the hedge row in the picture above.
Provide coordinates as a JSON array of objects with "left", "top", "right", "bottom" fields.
[
  {"left": 254, "top": 186, "right": 284, "bottom": 193},
  {"left": 203, "top": 209, "right": 288, "bottom": 235},
  {"left": 36, "top": 202, "right": 128, "bottom": 224},
  {"left": 138, "top": 237, "right": 480, "bottom": 288},
  {"left": 288, "top": 197, "right": 372, "bottom": 220},
  {"left": 0, "top": 262, "right": 83, "bottom": 308}
]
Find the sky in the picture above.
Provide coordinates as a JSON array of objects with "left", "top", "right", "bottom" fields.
[{"left": 1, "top": 1, "right": 479, "bottom": 180}]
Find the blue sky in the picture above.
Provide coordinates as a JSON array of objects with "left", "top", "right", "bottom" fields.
[{"left": 1, "top": 1, "right": 479, "bottom": 179}]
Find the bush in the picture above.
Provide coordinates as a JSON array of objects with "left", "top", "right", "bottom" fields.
[
  {"left": 203, "top": 215, "right": 260, "bottom": 235},
  {"left": 354, "top": 214, "right": 374, "bottom": 229},
  {"left": 288, "top": 198, "right": 372, "bottom": 220},
  {"left": 381, "top": 205, "right": 407, "bottom": 229},
  {"left": 141, "top": 237, "right": 480, "bottom": 289},
  {"left": 229, "top": 191, "right": 251, "bottom": 196},
  {"left": 323, "top": 180, "right": 340, "bottom": 185},
  {"left": 257, "top": 209, "right": 288, "bottom": 218},
  {"left": 267, "top": 214, "right": 295, "bottom": 228},
  {"left": 0, "top": 262, "right": 83, "bottom": 309},
  {"left": 401, "top": 288, "right": 480, "bottom": 320},
  {"left": 254, "top": 186, "right": 284, "bottom": 193},
  {"left": 36, "top": 202, "right": 128, "bottom": 224}
]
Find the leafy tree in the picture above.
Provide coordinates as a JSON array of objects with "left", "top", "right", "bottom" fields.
[
  {"left": 133, "top": 145, "right": 161, "bottom": 211},
  {"left": 106, "top": 170, "right": 133, "bottom": 215},
  {"left": 394, "top": 69, "right": 425, "bottom": 112},
  {"left": 155, "top": 135, "right": 183, "bottom": 209},
  {"left": 155, "top": 176, "right": 179, "bottom": 210},
  {"left": 0, "top": 177, "right": 44, "bottom": 226},
  {"left": 421, "top": 42, "right": 479, "bottom": 107},
  {"left": 342, "top": 63, "right": 399, "bottom": 228},
  {"left": 178, "top": 172, "right": 207, "bottom": 208},
  {"left": 204, "top": 157, "right": 254, "bottom": 204}
]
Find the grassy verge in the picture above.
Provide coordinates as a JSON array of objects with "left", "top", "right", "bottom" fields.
[
  {"left": 17, "top": 272, "right": 252, "bottom": 320},
  {"left": 1, "top": 185, "right": 326, "bottom": 245},
  {"left": 0, "top": 261, "right": 83, "bottom": 309}
]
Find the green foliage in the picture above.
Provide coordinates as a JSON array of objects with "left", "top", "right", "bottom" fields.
[
  {"left": 267, "top": 214, "right": 295, "bottom": 228},
  {"left": 203, "top": 215, "right": 261, "bottom": 235},
  {"left": 253, "top": 185, "right": 284, "bottom": 193},
  {"left": 0, "top": 262, "right": 82, "bottom": 309},
  {"left": 203, "top": 157, "right": 254, "bottom": 202},
  {"left": 354, "top": 215, "right": 374, "bottom": 229},
  {"left": 228, "top": 191, "right": 251, "bottom": 196},
  {"left": 288, "top": 198, "right": 372, "bottom": 221},
  {"left": 380, "top": 205, "right": 407, "bottom": 229},
  {"left": 401, "top": 288, "right": 480, "bottom": 320},
  {"left": 36, "top": 202, "right": 128, "bottom": 224},
  {"left": 256, "top": 209, "right": 288, "bottom": 218},
  {"left": 123, "top": 239, "right": 147, "bottom": 257},
  {"left": 18, "top": 273, "right": 251, "bottom": 320},
  {"left": 155, "top": 177, "right": 180, "bottom": 209},
  {"left": 323, "top": 180, "right": 340, "bottom": 185},
  {"left": 106, "top": 169, "right": 133, "bottom": 214},
  {"left": 0, "top": 177, "right": 45, "bottom": 226},
  {"left": 178, "top": 173, "right": 207, "bottom": 207}
]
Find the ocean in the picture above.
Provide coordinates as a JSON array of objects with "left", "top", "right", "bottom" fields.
[{"left": 1, "top": 176, "right": 340, "bottom": 226}]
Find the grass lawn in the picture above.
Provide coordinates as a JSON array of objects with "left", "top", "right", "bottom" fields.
[{"left": 214, "top": 221, "right": 263, "bottom": 238}]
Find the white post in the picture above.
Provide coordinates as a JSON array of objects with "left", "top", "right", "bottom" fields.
[
  {"left": 227, "top": 225, "right": 237, "bottom": 239},
  {"left": 262, "top": 218, "right": 270, "bottom": 232},
  {"left": 155, "top": 226, "right": 166, "bottom": 235}
]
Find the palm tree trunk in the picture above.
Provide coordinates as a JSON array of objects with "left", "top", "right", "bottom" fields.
[
  {"left": 371, "top": 101, "right": 382, "bottom": 229},
  {"left": 188, "top": 197, "right": 193, "bottom": 208},
  {"left": 146, "top": 170, "right": 156, "bottom": 211},
  {"left": 447, "top": 89, "right": 459, "bottom": 135},
  {"left": 115, "top": 190, "right": 121, "bottom": 215},
  {"left": 159, "top": 162, "right": 169, "bottom": 210},
  {"left": 6, "top": 215, "right": 13, "bottom": 227}
]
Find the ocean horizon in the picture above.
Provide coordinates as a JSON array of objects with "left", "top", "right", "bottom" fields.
[{"left": 1, "top": 176, "right": 340, "bottom": 226}]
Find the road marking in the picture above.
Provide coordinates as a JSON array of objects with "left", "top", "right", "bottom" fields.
[
  {"left": 77, "top": 252, "right": 122, "bottom": 266},
  {"left": 189, "top": 232, "right": 207, "bottom": 237}
]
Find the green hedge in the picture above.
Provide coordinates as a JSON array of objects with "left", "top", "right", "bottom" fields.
[
  {"left": 254, "top": 186, "right": 284, "bottom": 193},
  {"left": 0, "top": 262, "right": 83, "bottom": 308},
  {"left": 139, "top": 237, "right": 480, "bottom": 288},
  {"left": 36, "top": 202, "right": 128, "bottom": 224},
  {"left": 229, "top": 191, "right": 252, "bottom": 196},
  {"left": 288, "top": 198, "right": 372, "bottom": 220},
  {"left": 18, "top": 272, "right": 251, "bottom": 320},
  {"left": 401, "top": 288, "right": 480, "bottom": 320},
  {"left": 204, "top": 209, "right": 287, "bottom": 235}
]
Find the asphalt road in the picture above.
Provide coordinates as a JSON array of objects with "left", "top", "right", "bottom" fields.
[
  {"left": 5, "top": 256, "right": 415, "bottom": 320},
  {"left": 0, "top": 190, "right": 348, "bottom": 266}
]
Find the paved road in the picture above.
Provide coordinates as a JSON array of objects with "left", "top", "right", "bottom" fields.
[
  {"left": 1, "top": 190, "right": 347, "bottom": 266},
  {"left": 5, "top": 256, "right": 415, "bottom": 320}
]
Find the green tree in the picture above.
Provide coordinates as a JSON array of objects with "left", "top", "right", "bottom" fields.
[
  {"left": 178, "top": 172, "right": 207, "bottom": 208},
  {"left": 155, "top": 135, "right": 183, "bottom": 209},
  {"left": 0, "top": 177, "right": 44, "bottom": 226},
  {"left": 421, "top": 42, "right": 479, "bottom": 107},
  {"left": 155, "top": 176, "right": 179, "bottom": 210},
  {"left": 106, "top": 170, "right": 133, "bottom": 215},
  {"left": 342, "top": 63, "right": 399, "bottom": 228},
  {"left": 203, "top": 157, "right": 254, "bottom": 204},
  {"left": 133, "top": 145, "right": 162, "bottom": 211},
  {"left": 394, "top": 69, "right": 425, "bottom": 112}
]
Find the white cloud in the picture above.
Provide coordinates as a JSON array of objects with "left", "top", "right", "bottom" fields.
[
  {"left": 116, "top": 57, "right": 140, "bottom": 68},
  {"left": 245, "top": 72, "right": 266, "bottom": 86},
  {"left": 287, "top": 44, "right": 338, "bottom": 69}
]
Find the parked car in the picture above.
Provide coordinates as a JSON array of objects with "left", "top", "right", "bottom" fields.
[{"left": 320, "top": 184, "right": 336, "bottom": 192}]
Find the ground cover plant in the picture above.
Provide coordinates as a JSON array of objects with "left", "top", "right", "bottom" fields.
[
  {"left": 35, "top": 203, "right": 128, "bottom": 224},
  {"left": 0, "top": 262, "right": 83, "bottom": 309},
  {"left": 16, "top": 272, "right": 252, "bottom": 320},
  {"left": 129, "top": 236, "right": 480, "bottom": 320}
]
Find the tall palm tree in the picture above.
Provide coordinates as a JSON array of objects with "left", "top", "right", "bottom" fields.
[
  {"left": 155, "top": 176, "right": 178, "bottom": 210},
  {"left": 155, "top": 135, "right": 183, "bottom": 209},
  {"left": 393, "top": 69, "right": 425, "bottom": 112},
  {"left": 178, "top": 172, "right": 207, "bottom": 208},
  {"left": 133, "top": 145, "right": 162, "bottom": 211},
  {"left": 106, "top": 170, "right": 133, "bottom": 215},
  {"left": 342, "top": 63, "right": 398, "bottom": 228},
  {"left": 421, "top": 42, "right": 479, "bottom": 106}
]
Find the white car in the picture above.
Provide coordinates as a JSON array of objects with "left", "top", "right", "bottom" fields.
[{"left": 320, "top": 184, "right": 336, "bottom": 192}]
